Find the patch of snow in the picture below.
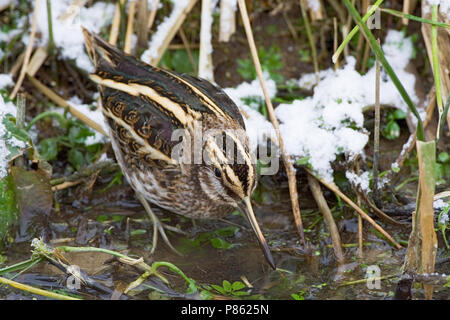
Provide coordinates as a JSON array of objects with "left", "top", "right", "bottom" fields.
[
  {"left": 307, "top": 0, "right": 320, "bottom": 12},
  {"left": 275, "top": 30, "right": 417, "bottom": 181},
  {"left": 434, "top": 198, "right": 449, "bottom": 210},
  {"left": 346, "top": 171, "right": 371, "bottom": 192},
  {"left": 0, "top": 74, "right": 13, "bottom": 88},
  {"left": 0, "top": 95, "right": 26, "bottom": 178},
  {"left": 30, "top": 0, "right": 115, "bottom": 72}
]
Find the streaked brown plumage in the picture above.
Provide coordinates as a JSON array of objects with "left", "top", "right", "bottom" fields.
[{"left": 83, "top": 28, "right": 274, "bottom": 269}]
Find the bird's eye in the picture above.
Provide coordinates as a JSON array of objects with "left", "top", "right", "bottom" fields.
[{"left": 214, "top": 168, "right": 222, "bottom": 178}]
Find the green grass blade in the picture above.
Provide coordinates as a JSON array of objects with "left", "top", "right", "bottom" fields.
[
  {"left": 342, "top": 0, "right": 425, "bottom": 141},
  {"left": 380, "top": 8, "right": 450, "bottom": 29},
  {"left": 431, "top": 5, "right": 443, "bottom": 139},
  {"left": 332, "top": 0, "right": 384, "bottom": 64}
]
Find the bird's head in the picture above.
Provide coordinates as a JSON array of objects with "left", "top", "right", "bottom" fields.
[{"left": 197, "top": 128, "right": 275, "bottom": 269}]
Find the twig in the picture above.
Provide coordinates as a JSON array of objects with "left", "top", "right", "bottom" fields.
[
  {"left": 402, "top": 0, "right": 410, "bottom": 25},
  {"left": 50, "top": 160, "right": 119, "bottom": 186},
  {"left": 26, "top": 46, "right": 48, "bottom": 77},
  {"left": 124, "top": 0, "right": 136, "bottom": 54},
  {"left": 46, "top": 0, "right": 55, "bottom": 56},
  {"left": 237, "top": 0, "right": 307, "bottom": 248},
  {"left": 307, "top": 174, "right": 344, "bottom": 265},
  {"left": 338, "top": 274, "right": 398, "bottom": 287},
  {"left": 109, "top": 0, "right": 123, "bottom": 46},
  {"left": 281, "top": 4, "right": 298, "bottom": 41},
  {"left": 299, "top": 0, "right": 318, "bottom": 83},
  {"left": 305, "top": 168, "right": 402, "bottom": 249},
  {"left": 0, "top": 276, "right": 80, "bottom": 300},
  {"left": 372, "top": 38, "right": 381, "bottom": 201},
  {"left": 178, "top": 29, "right": 197, "bottom": 74},
  {"left": 333, "top": 17, "right": 339, "bottom": 70},
  {"left": 10, "top": 0, "right": 41, "bottom": 99},
  {"left": 359, "top": 190, "right": 405, "bottom": 226},
  {"left": 198, "top": 0, "right": 215, "bottom": 81},
  {"left": 136, "top": 0, "right": 149, "bottom": 51},
  {"left": 147, "top": 0, "right": 160, "bottom": 30},
  {"left": 146, "top": 0, "right": 198, "bottom": 66}
]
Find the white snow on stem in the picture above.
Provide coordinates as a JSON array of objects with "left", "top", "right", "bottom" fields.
[
  {"left": 0, "top": 95, "right": 26, "bottom": 179},
  {"left": 141, "top": 0, "right": 192, "bottom": 63}
]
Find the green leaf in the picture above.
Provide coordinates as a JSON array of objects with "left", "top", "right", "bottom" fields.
[
  {"left": 68, "top": 125, "right": 94, "bottom": 145},
  {"left": 393, "top": 109, "right": 407, "bottom": 120},
  {"left": 38, "top": 137, "right": 59, "bottom": 161},
  {"left": 231, "top": 281, "right": 246, "bottom": 291},
  {"left": 215, "top": 226, "right": 238, "bottom": 237},
  {"left": 211, "top": 284, "right": 226, "bottom": 295},
  {"left": 210, "top": 237, "right": 234, "bottom": 249},
  {"left": 68, "top": 148, "right": 84, "bottom": 170},
  {"left": 296, "top": 156, "right": 310, "bottom": 166},
  {"left": 383, "top": 120, "right": 400, "bottom": 140},
  {"left": 3, "top": 115, "right": 29, "bottom": 142},
  {"left": 438, "top": 152, "right": 449, "bottom": 164},
  {"left": 222, "top": 280, "right": 232, "bottom": 292}
]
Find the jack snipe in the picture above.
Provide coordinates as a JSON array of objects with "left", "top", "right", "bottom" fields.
[{"left": 83, "top": 29, "right": 274, "bottom": 269}]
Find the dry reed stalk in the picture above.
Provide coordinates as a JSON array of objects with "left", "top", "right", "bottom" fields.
[
  {"left": 168, "top": 43, "right": 200, "bottom": 50},
  {"left": 305, "top": 168, "right": 402, "bottom": 249},
  {"left": 148, "top": 0, "right": 198, "bottom": 66},
  {"left": 416, "top": 140, "right": 437, "bottom": 300},
  {"left": 109, "top": 0, "right": 124, "bottom": 46},
  {"left": 328, "top": 0, "right": 346, "bottom": 24},
  {"left": 281, "top": 6, "right": 298, "bottom": 41},
  {"left": 136, "top": 0, "right": 149, "bottom": 50},
  {"left": 52, "top": 180, "right": 83, "bottom": 191},
  {"left": 372, "top": 39, "right": 381, "bottom": 201},
  {"left": 307, "top": 174, "right": 345, "bottom": 265},
  {"left": 402, "top": 0, "right": 410, "bottom": 25},
  {"left": 58, "top": 0, "right": 87, "bottom": 21},
  {"left": 237, "top": 0, "right": 306, "bottom": 247},
  {"left": 124, "top": 0, "right": 136, "bottom": 54},
  {"left": 10, "top": 0, "right": 41, "bottom": 99},
  {"left": 9, "top": 52, "right": 25, "bottom": 76},
  {"left": 26, "top": 46, "right": 48, "bottom": 77},
  {"left": 307, "top": 0, "right": 323, "bottom": 21},
  {"left": 198, "top": 0, "right": 215, "bottom": 81},
  {"left": 147, "top": 0, "right": 160, "bottom": 30},
  {"left": 299, "top": 0, "right": 319, "bottom": 83},
  {"left": 333, "top": 17, "right": 339, "bottom": 70},
  {"left": 178, "top": 29, "right": 197, "bottom": 74},
  {"left": 357, "top": 206, "right": 363, "bottom": 261},
  {"left": 219, "top": 0, "right": 236, "bottom": 42}
]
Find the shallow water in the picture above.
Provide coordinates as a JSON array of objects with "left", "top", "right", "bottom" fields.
[{"left": 0, "top": 178, "right": 449, "bottom": 300}]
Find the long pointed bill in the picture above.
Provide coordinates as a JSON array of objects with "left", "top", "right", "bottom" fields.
[{"left": 242, "top": 197, "right": 275, "bottom": 269}]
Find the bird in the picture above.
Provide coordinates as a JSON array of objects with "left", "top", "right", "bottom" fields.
[{"left": 82, "top": 28, "right": 275, "bottom": 269}]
